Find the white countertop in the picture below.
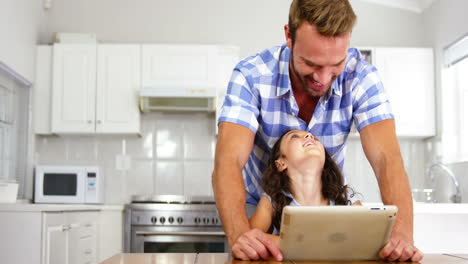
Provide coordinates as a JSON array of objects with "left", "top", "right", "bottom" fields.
[
  {"left": 0, "top": 200, "right": 124, "bottom": 212},
  {"left": 413, "top": 202, "right": 468, "bottom": 214},
  {"left": 360, "top": 202, "right": 468, "bottom": 214},
  {"left": 1, "top": 200, "right": 467, "bottom": 213}
]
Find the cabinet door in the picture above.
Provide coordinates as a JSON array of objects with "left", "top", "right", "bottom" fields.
[
  {"left": 52, "top": 44, "right": 97, "bottom": 133},
  {"left": 374, "top": 48, "right": 435, "bottom": 137},
  {"left": 96, "top": 45, "right": 141, "bottom": 133},
  {"left": 66, "top": 211, "right": 99, "bottom": 264},
  {"left": 142, "top": 44, "right": 217, "bottom": 92},
  {"left": 43, "top": 212, "right": 68, "bottom": 264}
]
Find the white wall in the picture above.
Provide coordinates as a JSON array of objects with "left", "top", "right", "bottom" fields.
[
  {"left": 33, "top": 0, "right": 431, "bottom": 203},
  {"left": 423, "top": 0, "right": 468, "bottom": 141},
  {"left": 422, "top": 0, "right": 468, "bottom": 202},
  {"left": 0, "top": 0, "right": 46, "bottom": 83},
  {"left": 40, "top": 0, "right": 426, "bottom": 58},
  {"left": 350, "top": 0, "right": 426, "bottom": 47}
]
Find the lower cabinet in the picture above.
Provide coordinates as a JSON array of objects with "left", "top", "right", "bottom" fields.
[
  {"left": 43, "top": 211, "right": 99, "bottom": 264},
  {"left": 0, "top": 207, "right": 123, "bottom": 264}
]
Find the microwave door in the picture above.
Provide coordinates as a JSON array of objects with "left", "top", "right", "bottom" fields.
[{"left": 36, "top": 171, "right": 86, "bottom": 203}]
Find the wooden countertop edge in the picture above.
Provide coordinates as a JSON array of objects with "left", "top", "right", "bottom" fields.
[{"left": 100, "top": 253, "right": 468, "bottom": 264}]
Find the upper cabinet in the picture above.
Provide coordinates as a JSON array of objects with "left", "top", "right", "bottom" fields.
[
  {"left": 35, "top": 43, "right": 238, "bottom": 135},
  {"left": 357, "top": 47, "right": 435, "bottom": 137},
  {"left": 95, "top": 45, "right": 140, "bottom": 133},
  {"left": 142, "top": 44, "right": 218, "bottom": 92},
  {"left": 35, "top": 44, "right": 141, "bottom": 134},
  {"left": 52, "top": 44, "right": 97, "bottom": 133},
  {"left": 140, "top": 44, "right": 238, "bottom": 133}
]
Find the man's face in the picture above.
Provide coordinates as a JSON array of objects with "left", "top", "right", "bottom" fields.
[{"left": 285, "top": 23, "right": 350, "bottom": 98}]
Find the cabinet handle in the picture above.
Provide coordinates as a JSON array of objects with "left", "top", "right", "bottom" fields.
[
  {"left": 84, "top": 249, "right": 93, "bottom": 254},
  {"left": 87, "top": 120, "right": 92, "bottom": 124},
  {"left": 96, "top": 120, "right": 102, "bottom": 124},
  {"left": 62, "top": 224, "right": 71, "bottom": 231},
  {"left": 84, "top": 223, "right": 93, "bottom": 227}
]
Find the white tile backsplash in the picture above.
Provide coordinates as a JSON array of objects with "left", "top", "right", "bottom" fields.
[
  {"left": 127, "top": 159, "right": 154, "bottom": 198},
  {"left": 344, "top": 137, "right": 427, "bottom": 203},
  {"left": 66, "top": 136, "right": 99, "bottom": 162},
  {"left": 155, "top": 161, "right": 184, "bottom": 195},
  {"left": 35, "top": 111, "right": 435, "bottom": 204},
  {"left": 35, "top": 136, "right": 68, "bottom": 164},
  {"left": 155, "top": 115, "right": 184, "bottom": 159},
  {"left": 183, "top": 114, "right": 216, "bottom": 160},
  {"left": 183, "top": 161, "right": 214, "bottom": 197},
  {"left": 35, "top": 112, "right": 217, "bottom": 204}
]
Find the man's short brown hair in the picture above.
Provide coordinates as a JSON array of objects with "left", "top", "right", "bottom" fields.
[{"left": 288, "top": 0, "right": 357, "bottom": 42}]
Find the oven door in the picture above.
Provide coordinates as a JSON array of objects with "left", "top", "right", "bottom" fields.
[{"left": 131, "top": 226, "right": 229, "bottom": 253}]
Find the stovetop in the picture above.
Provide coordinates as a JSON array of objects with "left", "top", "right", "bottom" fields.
[
  {"left": 127, "top": 195, "right": 221, "bottom": 227},
  {"left": 131, "top": 194, "right": 215, "bottom": 204}
]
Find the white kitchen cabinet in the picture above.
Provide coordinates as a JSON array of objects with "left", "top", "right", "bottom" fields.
[
  {"left": 373, "top": 47, "right": 435, "bottom": 137},
  {"left": 95, "top": 45, "right": 140, "bottom": 133},
  {"left": 142, "top": 44, "right": 218, "bottom": 92},
  {"left": 141, "top": 44, "right": 238, "bottom": 133},
  {"left": 0, "top": 205, "right": 123, "bottom": 264},
  {"left": 52, "top": 44, "right": 97, "bottom": 133},
  {"left": 43, "top": 211, "right": 99, "bottom": 264},
  {"left": 43, "top": 212, "right": 67, "bottom": 264},
  {"left": 50, "top": 44, "right": 140, "bottom": 134},
  {"left": 98, "top": 209, "right": 123, "bottom": 261}
]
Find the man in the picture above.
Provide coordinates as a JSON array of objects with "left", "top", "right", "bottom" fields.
[{"left": 212, "top": 0, "right": 423, "bottom": 262}]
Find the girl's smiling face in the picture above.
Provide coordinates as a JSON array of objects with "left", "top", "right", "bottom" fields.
[{"left": 275, "top": 130, "right": 325, "bottom": 172}]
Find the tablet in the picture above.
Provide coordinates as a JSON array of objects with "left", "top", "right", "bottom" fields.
[{"left": 278, "top": 205, "right": 397, "bottom": 261}]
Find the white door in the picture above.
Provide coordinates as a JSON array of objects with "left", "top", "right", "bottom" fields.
[
  {"left": 95, "top": 44, "right": 141, "bottom": 133},
  {"left": 44, "top": 212, "right": 68, "bottom": 264},
  {"left": 52, "top": 44, "right": 97, "bottom": 133},
  {"left": 374, "top": 48, "right": 435, "bottom": 137}
]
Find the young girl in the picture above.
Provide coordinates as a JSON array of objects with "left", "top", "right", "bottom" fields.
[{"left": 249, "top": 129, "right": 360, "bottom": 239}]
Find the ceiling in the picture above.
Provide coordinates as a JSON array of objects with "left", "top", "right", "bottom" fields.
[{"left": 358, "top": 0, "right": 437, "bottom": 13}]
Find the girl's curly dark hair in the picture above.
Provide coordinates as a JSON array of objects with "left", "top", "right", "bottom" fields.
[{"left": 262, "top": 130, "right": 355, "bottom": 231}]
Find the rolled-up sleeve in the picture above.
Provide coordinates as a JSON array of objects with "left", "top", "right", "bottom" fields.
[
  {"left": 352, "top": 68, "right": 394, "bottom": 131},
  {"left": 218, "top": 68, "right": 260, "bottom": 134}
]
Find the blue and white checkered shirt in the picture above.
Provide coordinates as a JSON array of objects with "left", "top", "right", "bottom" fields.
[{"left": 218, "top": 44, "right": 394, "bottom": 205}]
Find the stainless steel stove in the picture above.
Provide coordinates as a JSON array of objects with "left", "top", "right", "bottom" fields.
[{"left": 124, "top": 195, "right": 228, "bottom": 253}]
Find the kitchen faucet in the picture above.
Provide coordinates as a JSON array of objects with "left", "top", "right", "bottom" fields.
[{"left": 427, "top": 163, "right": 462, "bottom": 203}]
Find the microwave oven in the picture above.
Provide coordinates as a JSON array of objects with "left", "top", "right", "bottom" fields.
[{"left": 34, "top": 166, "right": 104, "bottom": 204}]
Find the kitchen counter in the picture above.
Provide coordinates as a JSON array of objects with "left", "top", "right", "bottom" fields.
[
  {"left": 0, "top": 200, "right": 124, "bottom": 212},
  {"left": 1, "top": 200, "right": 466, "bottom": 213},
  {"left": 100, "top": 253, "right": 468, "bottom": 264}
]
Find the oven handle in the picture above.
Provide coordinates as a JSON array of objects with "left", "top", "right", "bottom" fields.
[{"left": 135, "top": 231, "right": 225, "bottom": 237}]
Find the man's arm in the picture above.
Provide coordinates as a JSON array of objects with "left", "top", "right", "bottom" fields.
[
  {"left": 359, "top": 119, "right": 423, "bottom": 262},
  {"left": 212, "top": 122, "right": 282, "bottom": 261}
]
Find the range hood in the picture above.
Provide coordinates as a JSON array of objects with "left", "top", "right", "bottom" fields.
[{"left": 139, "top": 85, "right": 217, "bottom": 112}]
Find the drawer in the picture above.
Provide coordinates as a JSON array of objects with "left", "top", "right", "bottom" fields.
[
  {"left": 79, "top": 236, "right": 97, "bottom": 259},
  {"left": 43, "top": 212, "right": 65, "bottom": 227},
  {"left": 66, "top": 211, "right": 99, "bottom": 224},
  {"left": 79, "top": 221, "right": 97, "bottom": 239}
]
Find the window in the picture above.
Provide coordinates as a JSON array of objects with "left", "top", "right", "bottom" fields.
[
  {"left": 441, "top": 34, "right": 468, "bottom": 163},
  {"left": 0, "top": 68, "right": 30, "bottom": 197}
]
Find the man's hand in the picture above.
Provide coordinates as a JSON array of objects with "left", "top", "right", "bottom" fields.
[
  {"left": 379, "top": 232, "right": 424, "bottom": 262},
  {"left": 231, "top": 228, "right": 283, "bottom": 261}
]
